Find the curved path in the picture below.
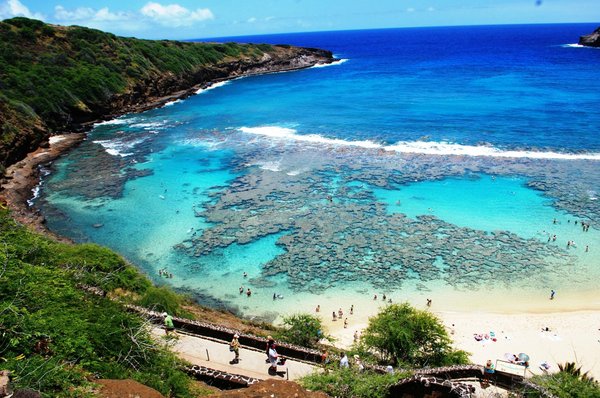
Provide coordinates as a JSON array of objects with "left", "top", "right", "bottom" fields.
[{"left": 151, "top": 328, "right": 317, "bottom": 381}]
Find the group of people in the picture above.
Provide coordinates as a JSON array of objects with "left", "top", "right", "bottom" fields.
[
  {"left": 158, "top": 269, "right": 173, "bottom": 278},
  {"left": 239, "top": 286, "right": 252, "bottom": 297},
  {"left": 339, "top": 352, "right": 365, "bottom": 371},
  {"left": 228, "top": 334, "right": 286, "bottom": 375}
]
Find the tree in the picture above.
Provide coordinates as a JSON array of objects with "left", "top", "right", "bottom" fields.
[
  {"left": 359, "top": 303, "right": 468, "bottom": 367},
  {"left": 279, "top": 313, "right": 327, "bottom": 348}
]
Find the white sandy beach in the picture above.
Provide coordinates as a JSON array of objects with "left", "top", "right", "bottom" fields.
[{"left": 326, "top": 309, "right": 600, "bottom": 379}]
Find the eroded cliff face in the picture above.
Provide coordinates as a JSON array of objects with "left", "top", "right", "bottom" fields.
[
  {"left": 99, "top": 46, "right": 334, "bottom": 123},
  {"left": 579, "top": 26, "right": 600, "bottom": 47}
]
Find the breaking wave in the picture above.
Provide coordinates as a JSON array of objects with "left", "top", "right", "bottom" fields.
[{"left": 238, "top": 126, "right": 600, "bottom": 160}]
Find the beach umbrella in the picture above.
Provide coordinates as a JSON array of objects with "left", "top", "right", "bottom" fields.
[{"left": 518, "top": 353, "right": 530, "bottom": 362}]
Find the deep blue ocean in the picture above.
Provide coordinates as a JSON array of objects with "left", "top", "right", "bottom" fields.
[
  {"left": 37, "top": 24, "right": 600, "bottom": 320},
  {"left": 192, "top": 23, "right": 600, "bottom": 152}
]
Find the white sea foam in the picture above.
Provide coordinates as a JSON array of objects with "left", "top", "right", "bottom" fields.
[
  {"left": 163, "top": 99, "right": 182, "bottom": 107},
  {"left": 131, "top": 121, "right": 167, "bottom": 129},
  {"left": 237, "top": 126, "right": 600, "bottom": 161},
  {"left": 93, "top": 137, "right": 148, "bottom": 157},
  {"left": 94, "top": 118, "right": 132, "bottom": 127},
  {"left": 238, "top": 126, "right": 381, "bottom": 149},
  {"left": 196, "top": 81, "right": 230, "bottom": 94},
  {"left": 311, "top": 58, "right": 349, "bottom": 68},
  {"left": 254, "top": 160, "right": 281, "bottom": 172},
  {"left": 383, "top": 141, "right": 600, "bottom": 160},
  {"left": 561, "top": 43, "right": 599, "bottom": 49}
]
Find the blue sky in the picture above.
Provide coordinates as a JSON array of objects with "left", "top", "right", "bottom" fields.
[{"left": 0, "top": 0, "right": 598, "bottom": 39}]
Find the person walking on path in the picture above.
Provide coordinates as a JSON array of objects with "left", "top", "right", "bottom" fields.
[
  {"left": 163, "top": 313, "right": 174, "bottom": 335},
  {"left": 229, "top": 334, "right": 240, "bottom": 364},
  {"left": 550, "top": 289, "right": 556, "bottom": 300},
  {"left": 265, "top": 336, "right": 274, "bottom": 363},
  {"left": 268, "top": 341, "right": 279, "bottom": 374}
]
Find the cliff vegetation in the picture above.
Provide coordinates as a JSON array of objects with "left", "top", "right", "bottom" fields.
[{"left": 0, "top": 17, "right": 332, "bottom": 171}]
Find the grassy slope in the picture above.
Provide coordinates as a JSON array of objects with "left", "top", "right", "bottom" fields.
[{"left": 0, "top": 207, "right": 204, "bottom": 396}]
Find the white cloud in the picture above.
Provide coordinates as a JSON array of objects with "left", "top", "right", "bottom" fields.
[
  {"left": 54, "top": 5, "right": 132, "bottom": 23},
  {"left": 0, "top": 0, "right": 44, "bottom": 20},
  {"left": 140, "top": 2, "right": 214, "bottom": 27},
  {"left": 247, "top": 16, "right": 257, "bottom": 23},
  {"left": 54, "top": 5, "right": 94, "bottom": 21},
  {"left": 427, "top": 7, "right": 435, "bottom": 12},
  {"left": 406, "top": 7, "right": 416, "bottom": 13}
]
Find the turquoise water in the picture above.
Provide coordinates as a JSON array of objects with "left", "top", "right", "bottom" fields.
[
  {"left": 36, "top": 25, "right": 600, "bottom": 319},
  {"left": 374, "top": 175, "right": 556, "bottom": 238}
]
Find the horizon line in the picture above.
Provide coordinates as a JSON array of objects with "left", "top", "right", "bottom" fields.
[{"left": 192, "top": 21, "right": 598, "bottom": 42}]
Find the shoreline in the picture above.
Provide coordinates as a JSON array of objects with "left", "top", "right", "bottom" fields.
[
  {"left": 327, "top": 307, "right": 600, "bottom": 380},
  {"left": 0, "top": 56, "right": 335, "bottom": 235}
]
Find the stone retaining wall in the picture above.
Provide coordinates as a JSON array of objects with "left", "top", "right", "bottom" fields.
[{"left": 185, "top": 365, "right": 260, "bottom": 390}]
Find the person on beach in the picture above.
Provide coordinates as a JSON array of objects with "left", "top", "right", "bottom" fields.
[
  {"left": 332, "top": 311, "right": 337, "bottom": 321},
  {"left": 246, "top": 288, "right": 252, "bottom": 297},
  {"left": 426, "top": 298, "right": 432, "bottom": 307},
  {"left": 239, "top": 286, "right": 244, "bottom": 294},
  {"left": 243, "top": 272, "right": 247, "bottom": 278},
  {"left": 350, "top": 304, "right": 354, "bottom": 315},
  {"left": 163, "top": 312, "right": 174, "bottom": 335},
  {"left": 550, "top": 289, "right": 556, "bottom": 300},
  {"left": 316, "top": 304, "right": 320, "bottom": 312},
  {"left": 229, "top": 334, "right": 240, "bottom": 364},
  {"left": 354, "top": 330, "right": 359, "bottom": 342},
  {"left": 273, "top": 293, "right": 277, "bottom": 301},
  {"left": 344, "top": 318, "right": 348, "bottom": 328},
  {"left": 338, "top": 308, "right": 343, "bottom": 318},
  {"left": 373, "top": 294, "right": 377, "bottom": 300},
  {"left": 340, "top": 352, "right": 349, "bottom": 368}
]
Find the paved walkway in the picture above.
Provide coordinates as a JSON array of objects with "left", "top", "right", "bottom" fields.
[{"left": 151, "top": 328, "right": 318, "bottom": 381}]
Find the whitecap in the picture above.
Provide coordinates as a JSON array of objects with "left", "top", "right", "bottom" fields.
[
  {"left": 383, "top": 141, "right": 600, "bottom": 160},
  {"left": 163, "top": 99, "right": 182, "bottom": 107},
  {"left": 93, "top": 136, "right": 148, "bottom": 157},
  {"left": 560, "top": 43, "right": 599, "bottom": 49},
  {"left": 131, "top": 121, "right": 167, "bottom": 129},
  {"left": 237, "top": 126, "right": 600, "bottom": 161},
  {"left": 238, "top": 126, "right": 381, "bottom": 149},
  {"left": 94, "top": 117, "right": 132, "bottom": 127},
  {"left": 311, "top": 58, "right": 349, "bottom": 68},
  {"left": 196, "top": 81, "right": 230, "bottom": 94}
]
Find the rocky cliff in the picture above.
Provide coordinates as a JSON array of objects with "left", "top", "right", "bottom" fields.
[
  {"left": 579, "top": 26, "right": 600, "bottom": 47},
  {"left": 0, "top": 18, "right": 334, "bottom": 172}
]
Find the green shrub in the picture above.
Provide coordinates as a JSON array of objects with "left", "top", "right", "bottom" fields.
[
  {"left": 301, "top": 367, "right": 411, "bottom": 398},
  {"left": 359, "top": 303, "right": 469, "bottom": 367},
  {"left": 530, "top": 362, "right": 600, "bottom": 398},
  {"left": 138, "top": 285, "right": 189, "bottom": 317},
  {"left": 277, "top": 313, "right": 328, "bottom": 348}
]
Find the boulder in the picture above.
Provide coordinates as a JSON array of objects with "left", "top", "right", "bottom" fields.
[{"left": 579, "top": 26, "right": 600, "bottom": 47}]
